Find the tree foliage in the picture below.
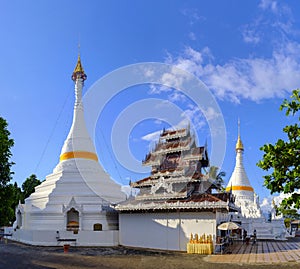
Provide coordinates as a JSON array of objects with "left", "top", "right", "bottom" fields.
[
  {"left": 257, "top": 89, "right": 300, "bottom": 210},
  {"left": 0, "top": 117, "right": 14, "bottom": 187},
  {"left": 0, "top": 118, "right": 42, "bottom": 226},
  {"left": 208, "top": 166, "right": 226, "bottom": 191},
  {"left": 22, "top": 174, "right": 41, "bottom": 200},
  {"left": 280, "top": 208, "right": 300, "bottom": 219},
  {"left": 0, "top": 117, "right": 15, "bottom": 226},
  {"left": 0, "top": 184, "right": 16, "bottom": 226},
  {"left": 11, "top": 182, "right": 22, "bottom": 209}
]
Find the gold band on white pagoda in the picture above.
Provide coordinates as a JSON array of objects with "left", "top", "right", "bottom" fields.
[
  {"left": 60, "top": 151, "right": 98, "bottom": 162},
  {"left": 225, "top": 186, "right": 254, "bottom": 192}
]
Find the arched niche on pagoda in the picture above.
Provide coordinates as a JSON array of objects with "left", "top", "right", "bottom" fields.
[{"left": 66, "top": 208, "right": 79, "bottom": 232}]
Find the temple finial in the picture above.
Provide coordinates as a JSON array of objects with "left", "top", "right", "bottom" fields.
[
  {"left": 72, "top": 47, "right": 87, "bottom": 81},
  {"left": 77, "top": 33, "right": 81, "bottom": 56},
  {"left": 236, "top": 118, "right": 244, "bottom": 151}
]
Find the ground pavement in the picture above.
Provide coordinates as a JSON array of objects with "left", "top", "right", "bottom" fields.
[
  {"left": 206, "top": 237, "right": 300, "bottom": 265},
  {"left": 0, "top": 237, "right": 299, "bottom": 269}
]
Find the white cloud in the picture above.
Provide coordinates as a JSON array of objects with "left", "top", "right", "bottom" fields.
[
  {"left": 259, "top": 0, "right": 278, "bottom": 13},
  {"left": 146, "top": 47, "right": 213, "bottom": 100},
  {"left": 165, "top": 47, "right": 213, "bottom": 77},
  {"left": 181, "top": 8, "right": 205, "bottom": 25},
  {"left": 242, "top": 28, "right": 261, "bottom": 44},
  {"left": 153, "top": 99, "right": 174, "bottom": 109},
  {"left": 260, "top": 197, "right": 273, "bottom": 213},
  {"left": 154, "top": 119, "right": 163, "bottom": 125},
  {"left": 260, "top": 191, "right": 300, "bottom": 213},
  {"left": 181, "top": 104, "right": 206, "bottom": 130},
  {"left": 121, "top": 185, "right": 139, "bottom": 198},
  {"left": 175, "top": 118, "right": 191, "bottom": 129},
  {"left": 168, "top": 91, "right": 187, "bottom": 102},
  {"left": 188, "top": 32, "right": 196, "bottom": 41},
  {"left": 258, "top": 0, "right": 293, "bottom": 17},
  {"left": 182, "top": 1, "right": 299, "bottom": 103},
  {"left": 147, "top": 64, "right": 193, "bottom": 96},
  {"left": 203, "top": 106, "right": 220, "bottom": 121},
  {"left": 166, "top": 42, "right": 300, "bottom": 103},
  {"left": 243, "top": 0, "right": 294, "bottom": 45},
  {"left": 144, "top": 68, "right": 154, "bottom": 77},
  {"left": 148, "top": 84, "right": 170, "bottom": 95},
  {"left": 259, "top": 195, "right": 283, "bottom": 213},
  {"left": 141, "top": 130, "right": 162, "bottom": 142},
  {"left": 146, "top": 1, "right": 299, "bottom": 105},
  {"left": 260, "top": 194, "right": 286, "bottom": 213},
  {"left": 141, "top": 107, "right": 205, "bottom": 144}
]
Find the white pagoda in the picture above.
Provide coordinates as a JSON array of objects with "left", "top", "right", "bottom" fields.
[
  {"left": 226, "top": 122, "right": 286, "bottom": 240},
  {"left": 11, "top": 55, "right": 126, "bottom": 246},
  {"left": 115, "top": 127, "right": 238, "bottom": 251}
]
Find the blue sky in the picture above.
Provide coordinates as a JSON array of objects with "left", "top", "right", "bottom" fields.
[{"left": 1, "top": 0, "right": 299, "bottom": 209}]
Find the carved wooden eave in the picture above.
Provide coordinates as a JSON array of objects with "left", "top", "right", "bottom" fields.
[
  {"left": 114, "top": 192, "right": 239, "bottom": 213},
  {"left": 135, "top": 191, "right": 188, "bottom": 201},
  {"left": 152, "top": 145, "right": 191, "bottom": 156},
  {"left": 131, "top": 173, "right": 213, "bottom": 188},
  {"left": 114, "top": 199, "right": 236, "bottom": 212},
  {"left": 159, "top": 128, "right": 187, "bottom": 141}
]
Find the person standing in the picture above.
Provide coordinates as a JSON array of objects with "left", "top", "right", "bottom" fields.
[
  {"left": 253, "top": 229, "right": 257, "bottom": 245},
  {"left": 243, "top": 229, "right": 247, "bottom": 244}
]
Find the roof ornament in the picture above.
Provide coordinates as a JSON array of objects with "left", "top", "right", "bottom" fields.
[
  {"left": 236, "top": 118, "right": 244, "bottom": 151},
  {"left": 72, "top": 43, "right": 87, "bottom": 81}
]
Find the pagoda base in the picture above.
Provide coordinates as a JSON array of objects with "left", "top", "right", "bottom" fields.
[{"left": 7, "top": 228, "right": 119, "bottom": 246}]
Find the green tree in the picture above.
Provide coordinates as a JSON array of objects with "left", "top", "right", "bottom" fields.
[
  {"left": 22, "top": 174, "right": 41, "bottom": 200},
  {"left": 1, "top": 182, "right": 24, "bottom": 225},
  {"left": 11, "top": 182, "right": 22, "bottom": 208},
  {"left": 280, "top": 208, "right": 300, "bottom": 219},
  {"left": 0, "top": 117, "right": 15, "bottom": 226},
  {"left": 0, "top": 184, "right": 17, "bottom": 226},
  {"left": 208, "top": 166, "right": 226, "bottom": 191},
  {"left": 0, "top": 117, "right": 14, "bottom": 187},
  {"left": 257, "top": 89, "right": 300, "bottom": 210}
]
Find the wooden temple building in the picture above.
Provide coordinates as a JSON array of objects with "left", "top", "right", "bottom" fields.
[{"left": 115, "top": 126, "right": 237, "bottom": 251}]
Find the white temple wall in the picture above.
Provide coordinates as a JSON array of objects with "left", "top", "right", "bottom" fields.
[
  {"left": 119, "top": 211, "right": 216, "bottom": 251},
  {"left": 24, "top": 214, "right": 65, "bottom": 230},
  {"left": 20, "top": 212, "right": 116, "bottom": 231},
  {"left": 10, "top": 229, "right": 119, "bottom": 246},
  {"left": 81, "top": 213, "right": 118, "bottom": 231},
  {"left": 76, "top": 230, "right": 119, "bottom": 246}
]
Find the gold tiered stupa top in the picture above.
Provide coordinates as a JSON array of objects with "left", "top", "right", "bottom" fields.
[
  {"left": 236, "top": 118, "right": 244, "bottom": 151},
  {"left": 72, "top": 54, "right": 87, "bottom": 81},
  {"left": 236, "top": 135, "right": 244, "bottom": 151}
]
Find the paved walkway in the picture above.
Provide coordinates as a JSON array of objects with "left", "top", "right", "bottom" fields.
[{"left": 206, "top": 238, "right": 300, "bottom": 264}]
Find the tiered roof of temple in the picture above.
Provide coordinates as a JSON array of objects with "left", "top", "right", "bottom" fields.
[{"left": 115, "top": 126, "right": 237, "bottom": 212}]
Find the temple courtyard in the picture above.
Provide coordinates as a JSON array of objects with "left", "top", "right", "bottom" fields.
[{"left": 0, "top": 238, "right": 299, "bottom": 269}]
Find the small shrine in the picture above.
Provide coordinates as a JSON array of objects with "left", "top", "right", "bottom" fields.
[
  {"left": 187, "top": 233, "right": 214, "bottom": 254},
  {"left": 115, "top": 126, "right": 238, "bottom": 251}
]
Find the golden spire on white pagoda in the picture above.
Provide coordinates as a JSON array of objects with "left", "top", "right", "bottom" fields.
[
  {"left": 57, "top": 53, "right": 98, "bottom": 164},
  {"left": 236, "top": 118, "right": 244, "bottom": 151},
  {"left": 225, "top": 119, "right": 254, "bottom": 195},
  {"left": 72, "top": 53, "right": 87, "bottom": 81}
]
